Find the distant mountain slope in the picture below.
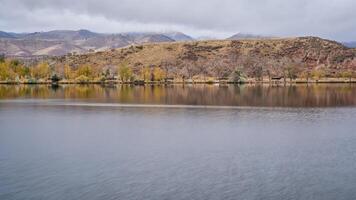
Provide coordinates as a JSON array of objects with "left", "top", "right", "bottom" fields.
[
  {"left": 163, "top": 32, "right": 194, "bottom": 41},
  {"left": 131, "top": 33, "right": 175, "bottom": 43},
  {"left": 21, "top": 29, "right": 100, "bottom": 41},
  {"left": 0, "top": 30, "right": 191, "bottom": 56},
  {"left": 227, "top": 33, "right": 274, "bottom": 40},
  {"left": 0, "top": 31, "right": 16, "bottom": 39},
  {"left": 33, "top": 43, "right": 85, "bottom": 56},
  {"left": 343, "top": 42, "right": 356, "bottom": 48}
]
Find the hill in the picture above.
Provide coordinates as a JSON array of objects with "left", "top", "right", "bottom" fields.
[{"left": 50, "top": 37, "right": 356, "bottom": 79}]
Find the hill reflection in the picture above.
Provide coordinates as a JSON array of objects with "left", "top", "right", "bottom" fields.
[{"left": 0, "top": 84, "right": 355, "bottom": 107}]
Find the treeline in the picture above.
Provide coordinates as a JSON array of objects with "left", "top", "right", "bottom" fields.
[
  {"left": 0, "top": 55, "right": 355, "bottom": 84},
  {"left": 0, "top": 56, "right": 168, "bottom": 83}
]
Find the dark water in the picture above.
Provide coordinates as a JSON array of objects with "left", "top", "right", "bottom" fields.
[{"left": 1, "top": 84, "right": 356, "bottom": 200}]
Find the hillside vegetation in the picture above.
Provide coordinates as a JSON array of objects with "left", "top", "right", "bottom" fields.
[
  {"left": 1, "top": 37, "right": 355, "bottom": 83},
  {"left": 52, "top": 37, "right": 356, "bottom": 80}
]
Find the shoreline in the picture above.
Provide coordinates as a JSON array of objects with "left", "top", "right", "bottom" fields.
[{"left": 0, "top": 78, "right": 355, "bottom": 85}]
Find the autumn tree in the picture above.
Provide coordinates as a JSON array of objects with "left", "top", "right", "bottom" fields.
[
  {"left": 300, "top": 70, "right": 312, "bottom": 82},
  {"left": 0, "top": 61, "right": 15, "bottom": 80},
  {"left": 153, "top": 67, "right": 165, "bottom": 81},
  {"left": 76, "top": 65, "right": 93, "bottom": 78},
  {"left": 0, "top": 54, "right": 4, "bottom": 63},
  {"left": 64, "top": 65, "right": 74, "bottom": 80},
  {"left": 341, "top": 70, "right": 354, "bottom": 82},
  {"left": 118, "top": 64, "right": 133, "bottom": 82},
  {"left": 311, "top": 68, "right": 326, "bottom": 81},
  {"left": 7, "top": 59, "right": 29, "bottom": 78},
  {"left": 31, "top": 62, "right": 51, "bottom": 80},
  {"left": 141, "top": 66, "right": 151, "bottom": 81}
]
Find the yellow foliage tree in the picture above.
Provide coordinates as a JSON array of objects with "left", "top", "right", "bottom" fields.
[
  {"left": 31, "top": 62, "right": 51, "bottom": 80},
  {"left": 141, "top": 66, "right": 151, "bottom": 81},
  {"left": 9, "top": 60, "right": 26, "bottom": 78},
  {"left": 0, "top": 62, "right": 15, "bottom": 81},
  {"left": 76, "top": 65, "right": 93, "bottom": 78},
  {"left": 341, "top": 70, "right": 354, "bottom": 82},
  {"left": 64, "top": 65, "right": 74, "bottom": 80},
  {"left": 311, "top": 69, "right": 326, "bottom": 81},
  {"left": 153, "top": 67, "right": 165, "bottom": 81},
  {"left": 118, "top": 64, "right": 133, "bottom": 82}
]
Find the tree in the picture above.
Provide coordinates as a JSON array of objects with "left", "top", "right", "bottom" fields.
[
  {"left": 311, "top": 68, "right": 326, "bottom": 82},
  {"left": 240, "top": 55, "right": 265, "bottom": 81},
  {"left": 0, "top": 54, "right": 4, "bottom": 63},
  {"left": 31, "top": 62, "right": 51, "bottom": 80},
  {"left": 0, "top": 62, "right": 15, "bottom": 81},
  {"left": 51, "top": 74, "right": 61, "bottom": 83},
  {"left": 284, "top": 63, "right": 301, "bottom": 82},
  {"left": 153, "top": 67, "right": 165, "bottom": 81},
  {"left": 230, "top": 68, "right": 245, "bottom": 83},
  {"left": 76, "top": 65, "right": 93, "bottom": 78},
  {"left": 341, "top": 70, "right": 354, "bottom": 83},
  {"left": 75, "top": 75, "right": 90, "bottom": 83},
  {"left": 141, "top": 66, "right": 151, "bottom": 81},
  {"left": 118, "top": 64, "right": 133, "bottom": 82},
  {"left": 211, "top": 59, "right": 232, "bottom": 79},
  {"left": 182, "top": 61, "right": 199, "bottom": 80},
  {"left": 64, "top": 65, "right": 74, "bottom": 80},
  {"left": 160, "top": 58, "right": 175, "bottom": 79},
  {"left": 8, "top": 60, "right": 30, "bottom": 78},
  {"left": 300, "top": 70, "right": 312, "bottom": 83}
]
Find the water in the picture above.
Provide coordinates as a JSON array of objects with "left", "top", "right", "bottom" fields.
[{"left": 0, "top": 84, "right": 356, "bottom": 200}]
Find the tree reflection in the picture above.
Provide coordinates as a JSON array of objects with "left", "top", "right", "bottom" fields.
[{"left": 0, "top": 84, "right": 355, "bottom": 107}]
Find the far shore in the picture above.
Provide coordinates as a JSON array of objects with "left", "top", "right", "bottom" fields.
[{"left": 0, "top": 78, "right": 355, "bottom": 85}]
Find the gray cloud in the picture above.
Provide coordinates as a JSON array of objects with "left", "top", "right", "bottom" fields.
[{"left": 0, "top": 0, "right": 355, "bottom": 40}]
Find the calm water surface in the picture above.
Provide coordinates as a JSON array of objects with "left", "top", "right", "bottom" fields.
[{"left": 0, "top": 84, "right": 356, "bottom": 200}]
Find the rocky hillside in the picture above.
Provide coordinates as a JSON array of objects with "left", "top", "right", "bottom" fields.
[
  {"left": 0, "top": 30, "right": 193, "bottom": 57},
  {"left": 51, "top": 37, "right": 356, "bottom": 78}
]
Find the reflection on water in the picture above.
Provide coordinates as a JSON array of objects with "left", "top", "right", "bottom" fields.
[
  {"left": 1, "top": 84, "right": 356, "bottom": 200},
  {"left": 0, "top": 84, "right": 355, "bottom": 107}
]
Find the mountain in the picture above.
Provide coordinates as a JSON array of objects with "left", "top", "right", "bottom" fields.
[
  {"left": 0, "top": 31, "right": 16, "bottom": 39},
  {"left": 163, "top": 32, "right": 194, "bottom": 41},
  {"left": 50, "top": 37, "right": 355, "bottom": 78},
  {"left": 343, "top": 42, "right": 356, "bottom": 48},
  {"left": 21, "top": 29, "right": 99, "bottom": 41},
  {"left": 196, "top": 36, "right": 218, "bottom": 41},
  {"left": 227, "top": 33, "right": 274, "bottom": 40},
  {"left": 0, "top": 30, "right": 190, "bottom": 57}
]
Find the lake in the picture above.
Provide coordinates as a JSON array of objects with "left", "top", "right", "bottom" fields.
[{"left": 0, "top": 84, "right": 356, "bottom": 200}]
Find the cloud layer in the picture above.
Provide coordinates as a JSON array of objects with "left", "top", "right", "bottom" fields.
[{"left": 1, "top": 0, "right": 355, "bottom": 40}]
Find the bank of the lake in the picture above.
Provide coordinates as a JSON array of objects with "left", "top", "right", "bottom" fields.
[{"left": 0, "top": 77, "right": 355, "bottom": 85}]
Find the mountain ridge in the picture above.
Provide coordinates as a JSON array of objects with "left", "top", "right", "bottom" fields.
[{"left": 0, "top": 30, "right": 195, "bottom": 57}]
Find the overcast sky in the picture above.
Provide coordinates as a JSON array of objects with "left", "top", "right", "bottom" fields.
[{"left": 0, "top": 0, "right": 355, "bottom": 41}]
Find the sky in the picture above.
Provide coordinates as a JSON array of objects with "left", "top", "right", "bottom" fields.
[{"left": 0, "top": 0, "right": 355, "bottom": 41}]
